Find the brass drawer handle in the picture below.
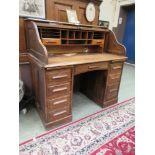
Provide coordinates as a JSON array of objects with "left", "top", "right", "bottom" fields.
[
  {"left": 52, "top": 74, "right": 68, "bottom": 79},
  {"left": 52, "top": 87, "right": 68, "bottom": 92},
  {"left": 88, "top": 66, "right": 99, "bottom": 69},
  {"left": 96, "top": 41, "right": 102, "bottom": 44},
  {"left": 53, "top": 110, "right": 67, "bottom": 116},
  {"left": 112, "top": 66, "right": 122, "bottom": 69},
  {"left": 46, "top": 41, "right": 57, "bottom": 44},
  {"left": 53, "top": 99, "right": 67, "bottom": 105}
]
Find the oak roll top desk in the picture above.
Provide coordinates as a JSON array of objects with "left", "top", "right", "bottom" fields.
[{"left": 25, "top": 19, "right": 127, "bottom": 128}]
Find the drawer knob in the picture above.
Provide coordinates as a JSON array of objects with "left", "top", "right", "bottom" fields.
[
  {"left": 52, "top": 87, "right": 68, "bottom": 92},
  {"left": 52, "top": 74, "right": 68, "bottom": 79}
]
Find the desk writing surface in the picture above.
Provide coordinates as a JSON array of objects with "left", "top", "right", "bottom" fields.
[{"left": 46, "top": 53, "right": 127, "bottom": 68}]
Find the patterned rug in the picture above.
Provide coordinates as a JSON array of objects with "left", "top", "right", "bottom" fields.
[{"left": 19, "top": 98, "right": 135, "bottom": 155}]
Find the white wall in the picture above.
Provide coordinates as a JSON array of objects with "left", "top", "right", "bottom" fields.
[
  {"left": 99, "top": 0, "right": 135, "bottom": 29},
  {"left": 99, "top": 0, "right": 117, "bottom": 30}
]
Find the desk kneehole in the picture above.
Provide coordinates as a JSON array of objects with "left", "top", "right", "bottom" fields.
[{"left": 74, "top": 62, "right": 109, "bottom": 75}]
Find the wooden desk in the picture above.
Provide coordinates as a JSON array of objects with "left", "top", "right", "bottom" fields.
[{"left": 26, "top": 19, "right": 127, "bottom": 128}]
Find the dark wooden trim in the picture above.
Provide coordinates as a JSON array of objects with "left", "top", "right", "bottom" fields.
[
  {"left": 105, "top": 30, "right": 126, "bottom": 56},
  {"left": 19, "top": 53, "right": 29, "bottom": 63}
]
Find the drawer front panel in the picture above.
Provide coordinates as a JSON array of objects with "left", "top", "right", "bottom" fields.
[
  {"left": 75, "top": 62, "right": 108, "bottom": 75},
  {"left": 107, "top": 73, "right": 121, "bottom": 84},
  {"left": 110, "top": 63, "right": 123, "bottom": 74},
  {"left": 47, "top": 83, "right": 71, "bottom": 98},
  {"left": 105, "top": 83, "right": 119, "bottom": 100},
  {"left": 48, "top": 95, "right": 70, "bottom": 111},
  {"left": 92, "top": 39, "right": 104, "bottom": 46},
  {"left": 48, "top": 107, "right": 71, "bottom": 122},
  {"left": 105, "top": 91, "right": 118, "bottom": 100},
  {"left": 46, "top": 69, "right": 71, "bottom": 85},
  {"left": 107, "top": 82, "right": 120, "bottom": 91},
  {"left": 42, "top": 38, "right": 61, "bottom": 45}
]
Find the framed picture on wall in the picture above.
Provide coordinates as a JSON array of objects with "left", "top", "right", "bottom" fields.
[
  {"left": 99, "top": 20, "right": 109, "bottom": 28},
  {"left": 66, "top": 9, "right": 80, "bottom": 24},
  {"left": 19, "top": 0, "right": 45, "bottom": 19}
]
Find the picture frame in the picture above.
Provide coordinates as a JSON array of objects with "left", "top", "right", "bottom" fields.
[
  {"left": 99, "top": 20, "right": 109, "bottom": 28},
  {"left": 19, "top": 0, "right": 45, "bottom": 19},
  {"left": 66, "top": 9, "right": 80, "bottom": 24}
]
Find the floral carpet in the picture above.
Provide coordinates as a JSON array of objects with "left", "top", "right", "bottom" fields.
[{"left": 19, "top": 98, "right": 135, "bottom": 155}]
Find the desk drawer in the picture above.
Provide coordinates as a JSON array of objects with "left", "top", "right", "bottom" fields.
[
  {"left": 110, "top": 63, "right": 123, "bottom": 74},
  {"left": 105, "top": 83, "right": 119, "bottom": 100},
  {"left": 92, "top": 39, "right": 104, "bottom": 46},
  {"left": 75, "top": 62, "right": 108, "bottom": 75},
  {"left": 48, "top": 95, "right": 70, "bottom": 111},
  {"left": 105, "top": 91, "right": 118, "bottom": 100},
  {"left": 47, "top": 83, "right": 71, "bottom": 98},
  {"left": 47, "top": 107, "right": 71, "bottom": 122},
  {"left": 107, "top": 73, "right": 121, "bottom": 84},
  {"left": 46, "top": 69, "right": 71, "bottom": 85},
  {"left": 42, "top": 38, "right": 61, "bottom": 45}
]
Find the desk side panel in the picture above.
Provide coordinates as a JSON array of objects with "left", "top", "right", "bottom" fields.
[
  {"left": 105, "top": 30, "right": 126, "bottom": 56},
  {"left": 30, "top": 59, "right": 48, "bottom": 123},
  {"left": 25, "top": 21, "right": 48, "bottom": 63}
]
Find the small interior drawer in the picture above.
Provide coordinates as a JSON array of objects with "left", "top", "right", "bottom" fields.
[
  {"left": 47, "top": 107, "right": 71, "bottom": 122},
  {"left": 42, "top": 38, "right": 61, "bottom": 45},
  {"left": 48, "top": 95, "right": 70, "bottom": 111},
  {"left": 75, "top": 62, "right": 108, "bottom": 75},
  {"left": 92, "top": 39, "right": 104, "bottom": 46},
  {"left": 47, "top": 83, "right": 71, "bottom": 98},
  {"left": 107, "top": 73, "right": 121, "bottom": 84},
  {"left": 46, "top": 68, "right": 71, "bottom": 85},
  {"left": 110, "top": 63, "right": 123, "bottom": 74}
]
